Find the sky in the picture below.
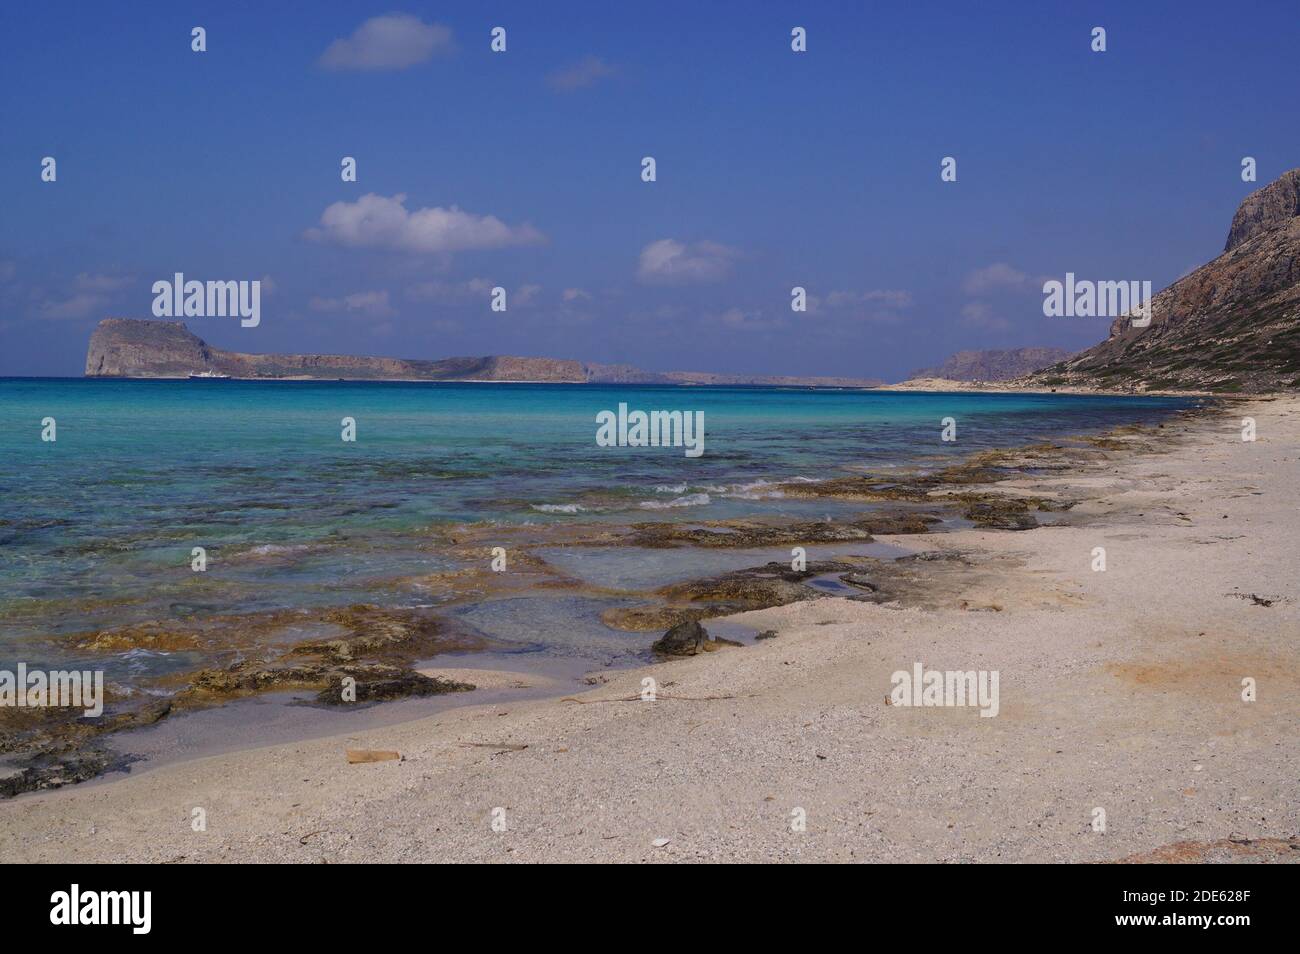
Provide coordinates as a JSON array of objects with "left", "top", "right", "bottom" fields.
[{"left": 1, "top": 0, "right": 1298, "bottom": 379}]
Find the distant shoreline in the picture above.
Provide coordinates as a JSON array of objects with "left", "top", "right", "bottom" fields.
[{"left": 4, "top": 372, "right": 1227, "bottom": 399}]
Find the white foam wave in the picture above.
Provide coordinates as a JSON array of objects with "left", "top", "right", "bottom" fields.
[{"left": 638, "top": 493, "right": 711, "bottom": 510}]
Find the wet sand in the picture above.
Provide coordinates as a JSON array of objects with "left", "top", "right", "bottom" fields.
[{"left": 1, "top": 397, "right": 1296, "bottom": 863}]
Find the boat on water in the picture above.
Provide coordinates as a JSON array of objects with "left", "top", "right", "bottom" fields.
[{"left": 188, "top": 370, "right": 231, "bottom": 379}]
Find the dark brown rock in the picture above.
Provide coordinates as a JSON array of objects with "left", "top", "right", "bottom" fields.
[{"left": 651, "top": 620, "right": 740, "bottom": 656}]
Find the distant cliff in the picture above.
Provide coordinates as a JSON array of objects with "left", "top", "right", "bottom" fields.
[
  {"left": 909, "top": 347, "right": 1073, "bottom": 382},
  {"left": 84, "top": 319, "right": 882, "bottom": 387}
]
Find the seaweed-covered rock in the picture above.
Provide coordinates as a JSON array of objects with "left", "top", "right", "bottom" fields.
[
  {"left": 295, "top": 604, "right": 486, "bottom": 662},
  {"left": 961, "top": 498, "right": 1039, "bottom": 530},
  {"left": 315, "top": 670, "right": 474, "bottom": 705}
]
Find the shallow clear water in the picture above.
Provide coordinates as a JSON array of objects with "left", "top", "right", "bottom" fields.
[{"left": 0, "top": 378, "right": 1197, "bottom": 683}]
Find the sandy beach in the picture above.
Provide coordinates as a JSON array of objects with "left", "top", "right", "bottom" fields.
[{"left": 2, "top": 396, "right": 1296, "bottom": 864}]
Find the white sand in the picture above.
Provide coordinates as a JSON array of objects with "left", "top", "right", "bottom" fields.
[{"left": 1, "top": 398, "right": 1296, "bottom": 863}]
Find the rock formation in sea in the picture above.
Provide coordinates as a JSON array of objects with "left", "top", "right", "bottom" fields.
[{"left": 84, "top": 318, "right": 883, "bottom": 387}]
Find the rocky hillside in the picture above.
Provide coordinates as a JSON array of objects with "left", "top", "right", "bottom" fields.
[
  {"left": 85, "top": 319, "right": 882, "bottom": 387},
  {"left": 909, "top": 347, "right": 1073, "bottom": 382},
  {"left": 1025, "top": 168, "right": 1300, "bottom": 393}
]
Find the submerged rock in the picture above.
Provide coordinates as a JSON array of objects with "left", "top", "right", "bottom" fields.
[
  {"left": 628, "top": 519, "right": 877, "bottom": 549},
  {"left": 601, "top": 604, "right": 711, "bottom": 632},
  {"left": 295, "top": 604, "right": 488, "bottom": 662},
  {"left": 839, "top": 572, "right": 877, "bottom": 591},
  {"left": 657, "top": 568, "right": 828, "bottom": 610}
]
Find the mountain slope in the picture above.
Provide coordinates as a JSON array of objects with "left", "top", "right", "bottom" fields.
[
  {"left": 910, "top": 347, "right": 1073, "bottom": 382},
  {"left": 1025, "top": 168, "right": 1300, "bottom": 393}
]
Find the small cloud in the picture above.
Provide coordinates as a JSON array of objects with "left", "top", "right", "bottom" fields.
[
  {"left": 73, "top": 272, "right": 132, "bottom": 293},
  {"left": 309, "top": 290, "right": 395, "bottom": 318},
  {"left": 0, "top": 261, "right": 16, "bottom": 282},
  {"left": 637, "top": 239, "right": 739, "bottom": 285},
  {"left": 37, "top": 293, "right": 105, "bottom": 321},
  {"left": 306, "top": 193, "right": 545, "bottom": 255},
  {"left": 718, "top": 307, "right": 786, "bottom": 332},
  {"left": 962, "top": 263, "right": 1029, "bottom": 295},
  {"left": 259, "top": 275, "right": 277, "bottom": 295},
  {"left": 819, "top": 288, "right": 912, "bottom": 323},
  {"left": 959, "top": 301, "right": 1011, "bottom": 332},
  {"left": 562, "top": 287, "right": 592, "bottom": 302},
  {"left": 34, "top": 272, "right": 132, "bottom": 320},
  {"left": 406, "top": 277, "right": 539, "bottom": 305},
  {"left": 824, "top": 288, "right": 912, "bottom": 308},
  {"left": 318, "top": 14, "right": 453, "bottom": 71},
  {"left": 407, "top": 278, "right": 482, "bottom": 302},
  {"left": 547, "top": 55, "right": 615, "bottom": 91}
]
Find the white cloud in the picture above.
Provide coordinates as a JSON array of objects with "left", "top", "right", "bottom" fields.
[
  {"left": 34, "top": 272, "right": 132, "bottom": 320},
  {"left": 406, "top": 278, "right": 538, "bottom": 306},
  {"left": 306, "top": 193, "right": 545, "bottom": 254},
  {"left": 407, "top": 278, "right": 481, "bottom": 302},
  {"left": 0, "top": 261, "right": 16, "bottom": 282},
  {"left": 319, "top": 15, "right": 452, "bottom": 71},
  {"left": 959, "top": 301, "right": 1011, "bottom": 332},
  {"left": 73, "top": 272, "right": 132, "bottom": 293},
  {"left": 38, "top": 293, "right": 104, "bottom": 320},
  {"left": 309, "top": 289, "right": 395, "bottom": 318},
  {"left": 814, "top": 288, "right": 912, "bottom": 323},
  {"left": 562, "top": 287, "right": 591, "bottom": 302},
  {"left": 718, "top": 307, "right": 786, "bottom": 332},
  {"left": 824, "top": 288, "right": 912, "bottom": 309},
  {"left": 637, "top": 239, "right": 738, "bottom": 285},
  {"left": 547, "top": 56, "right": 615, "bottom": 91},
  {"left": 962, "top": 263, "right": 1030, "bottom": 295}
]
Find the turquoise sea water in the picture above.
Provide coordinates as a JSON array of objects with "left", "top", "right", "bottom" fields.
[{"left": 0, "top": 379, "right": 1197, "bottom": 682}]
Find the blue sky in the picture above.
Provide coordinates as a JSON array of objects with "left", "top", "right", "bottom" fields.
[{"left": 2, "top": 0, "right": 1297, "bottom": 378}]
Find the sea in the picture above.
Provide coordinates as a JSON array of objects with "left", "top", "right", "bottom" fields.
[{"left": 0, "top": 379, "right": 1199, "bottom": 697}]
